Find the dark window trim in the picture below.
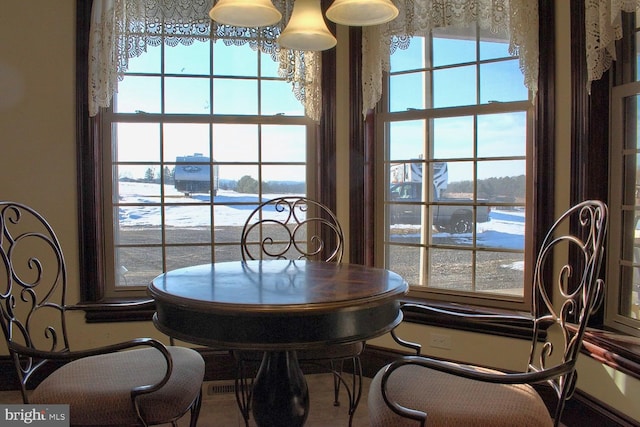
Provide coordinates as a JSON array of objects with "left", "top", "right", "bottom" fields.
[{"left": 77, "top": 0, "right": 107, "bottom": 307}]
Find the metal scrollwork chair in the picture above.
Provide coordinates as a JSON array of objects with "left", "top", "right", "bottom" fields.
[
  {"left": 0, "top": 201, "right": 205, "bottom": 426},
  {"left": 368, "top": 200, "right": 608, "bottom": 427},
  {"left": 237, "top": 196, "right": 363, "bottom": 426}
]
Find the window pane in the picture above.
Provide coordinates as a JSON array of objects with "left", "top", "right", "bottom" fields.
[
  {"left": 115, "top": 123, "right": 160, "bottom": 162},
  {"left": 262, "top": 125, "right": 306, "bottom": 162},
  {"left": 260, "top": 52, "right": 280, "bottom": 78},
  {"left": 115, "top": 208, "right": 162, "bottom": 244},
  {"left": 222, "top": 165, "right": 260, "bottom": 188},
  {"left": 261, "top": 80, "right": 304, "bottom": 115},
  {"left": 433, "top": 65, "right": 477, "bottom": 108},
  {"left": 433, "top": 116, "right": 475, "bottom": 159},
  {"left": 389, "top": 72, "right": 427, "bottom": 111},
  {"left": 477, "top": 207, "right": 525, "bottom": 250},
  {"left": 433, "top": 26, "right": 476, "bottom": 67},
  {"left": 164, "top": 123, "right": 210, "bottom": 162},
  {"left": 476, "top": 251, "right": 524, "bottom": 296},
  {"left": 477, "top": 112, "right": 527, "bottom": 157},
  {"left": 388, "top": 120, "right": 426, "bottom": 161},
  {"left": 213, "top": 124, "right": 259, "bottom": 162},
  {"left": 213, "top": 78, "right": 258, "bottom": 114},
  {"left": 443, "top": 161, "right": 474, "bottom": 190},
  {"left": 478, "top": 160, "right": 525, "bottom": 189},
  {"left": 479, "top": 31, "right": 511, "bottom": 60},
  {"left": 262, "top": 165, "right": 306, "bottom": 186},
  {"left": 213, "top": 42, "right": 257, "bottom": 76},
  {"left": 636, "top": 31, "right": 640, "bottom": 82},
  {"left": 165, "top": 40, "right": 210, "bottom": 75},
  {"left": 166, "top": 245, "right": 212, "bottom": 271},
  {"left": 165, "top": 204, "right": 212, "bottom": 233},
  {"left": 116, "top": 165, "right": 162, "bottom": 183},
  {"left": 165, "top": 77, "right": 211, "bottom": 114},
  {"left": 618, "top": 93, "right": 640, "bottom": 324},
  {"left": 480, "top": 60, "right": 529, "bottom": 103},
  {"left": 127, "top": 44, "right": 161, "bottom": 74},
  {"left": 115, "top": 76, "right": 161, "bottom": 113},
  {"left": 390, "top": 37, "right": 426, "bottom": 71},
  {"left": 428, "top": 248, "right": 473, "bottom": 290},
  {"left": 115, "top": 246, "right": 162, "bottom": 287},
  {"left": 386, "top": 244, "right": 423, "bottom": 285}
]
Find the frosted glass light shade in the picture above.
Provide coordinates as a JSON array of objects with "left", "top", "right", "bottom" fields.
[
  {"left": 209, "top": 0, "right": 282, "bottom": 27},
  {"left": 325, "top": 0, "right": 399, "bottom": 26},
  {"left": 278, "top": 0, "right": 337, "bottom": 51}
]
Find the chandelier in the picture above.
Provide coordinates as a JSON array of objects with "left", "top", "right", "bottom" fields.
[{"left": 209, "top": 0, "right": 399, "bottom": 51}]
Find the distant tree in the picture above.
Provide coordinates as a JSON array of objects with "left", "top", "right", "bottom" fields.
[
  {"left": 263, "top": 181, "right": 306, "bottom": 194},
  {"left": 237, "top": 175, "right": 259, "bottom": 194},
  {"left": 447, "top": 180, "right": 473, "bottom": 194},
  {"left": 163, "top": 166, "right": 174, "bottom": 184},
  {"left": 144, "top": 168, "right": 155, "bottom": 182},
  {"left": 447, "top": 175, "right": 526, "bottom": 200}
]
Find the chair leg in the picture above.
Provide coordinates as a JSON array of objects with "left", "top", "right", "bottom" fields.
[
  {"left": 347, "top": 357, "right": 363, "bottom": 427},
  {"left": 326, "top": 357, "right": 363, "bottom": 426},
  {"left": 234, "top": 358, "right": 252, "bottom": 427},
  {"left": 330, "top": 359, "right": 344, "bottom": 406},
  {"left": 188, "top": 389, "right": 203, "bottom": 427}
]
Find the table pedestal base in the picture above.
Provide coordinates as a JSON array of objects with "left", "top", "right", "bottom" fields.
[{"left": 252, "top": 351, "right": 309, "bottom": 427}]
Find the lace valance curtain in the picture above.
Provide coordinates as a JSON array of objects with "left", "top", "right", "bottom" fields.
[
  {"left": 89, "top": 0, "right": 541, "bottom": 120},
  {"left": 361, "top": 0, "right": 539, "bottom": 117},
  {"left": 585, "top": 0, "right": 640, "bottom": 92},
  {"left": 89, "top": 0, "right": 321, "bottom": 119}
]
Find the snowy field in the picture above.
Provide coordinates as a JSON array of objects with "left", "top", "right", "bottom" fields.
[
  {"left": 117, "top": 182, "right": 297, "bottom": 227},
  {"left": 117, "top": 181, "right": 525, "bottom": 253}
]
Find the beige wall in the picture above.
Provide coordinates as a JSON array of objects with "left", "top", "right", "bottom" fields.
[
  {"left": 0, "top": 1, "right": 167, "bottom": 353},
  {"left": 1, "top": 1, "right": 638, "bottom": 422}
]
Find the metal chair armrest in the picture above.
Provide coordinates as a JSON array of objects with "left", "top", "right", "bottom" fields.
[{"left": 390, "top": 303, "right": 533, "bottom": 355}]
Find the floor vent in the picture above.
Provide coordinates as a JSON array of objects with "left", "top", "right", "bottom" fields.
[{"left": 206, "top": 381, "right": 236, "bottom": 395}]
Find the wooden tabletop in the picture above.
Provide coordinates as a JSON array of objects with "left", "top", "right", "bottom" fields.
[{"left": 149, "top": 260, "right": 408, "bottom": 350}]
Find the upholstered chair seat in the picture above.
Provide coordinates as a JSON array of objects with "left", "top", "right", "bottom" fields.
[
  {"left": 369, "top": 363, "right": 553, "bottom": 427},
  {"left": 30, "top": 346, "right": 204, "bottom": 426}
]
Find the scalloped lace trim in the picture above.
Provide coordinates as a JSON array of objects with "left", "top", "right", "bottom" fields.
[
  {"left": 585, "top": 0, "right": 640, "bottom": 93},
  {"left": 89, "top": 0, "right": 321, "bottom": 120},
  {"left": 90, "top": 0, "right": 545, "bottom": 121}
]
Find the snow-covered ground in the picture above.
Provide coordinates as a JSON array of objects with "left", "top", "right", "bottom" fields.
[
  {"left": 117, "top": 182, "right": 525, "bottom": 253},
  {"left": 117, "top": 182, "right": 294, "bottom": 227}
]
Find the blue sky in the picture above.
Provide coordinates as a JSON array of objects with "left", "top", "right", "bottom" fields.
[{"left": 114, "top": 31, "right": 529, "bottom": 183}]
